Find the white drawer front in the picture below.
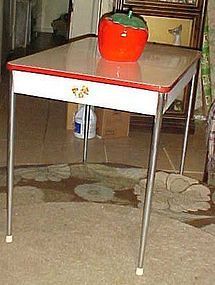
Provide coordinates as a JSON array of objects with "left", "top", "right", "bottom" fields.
[{"left": 13, "top": 71, "right": 159, "bottom": 115}]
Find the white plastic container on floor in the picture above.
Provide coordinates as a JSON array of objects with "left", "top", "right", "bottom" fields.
[{"left": 74, "top": 105, "right": 97, "bottom": 139}]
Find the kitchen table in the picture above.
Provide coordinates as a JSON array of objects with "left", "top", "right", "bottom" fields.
[{"left": 6, "top": 36, "right": 201, "bottom": 275}]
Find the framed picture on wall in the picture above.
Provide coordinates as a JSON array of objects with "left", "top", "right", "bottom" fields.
[
  {"left": 143, "top": 15, "right": 195, "bottom": 113},
  {"left": 144, "top": 16, "right": 193, "bottom": 47},
  {"left": 115, "top": 0, "right": 208, "bottom": 132}
]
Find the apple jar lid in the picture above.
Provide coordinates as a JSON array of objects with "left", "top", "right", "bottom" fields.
[{"left": 111, "top": 11, "right": 148, "bottom": 30}]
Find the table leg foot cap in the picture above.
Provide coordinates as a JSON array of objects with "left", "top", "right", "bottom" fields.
[
  {"left": 136, "top": 267, "right": 144, "bottom": 276},
  {"left": 6, "top": 235, "right": 13, "bottom": 243}
]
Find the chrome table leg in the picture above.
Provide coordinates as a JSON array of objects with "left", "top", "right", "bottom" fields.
[
  {"left": 83, "top": 105, "right": 90, "bottom": 163},
  {"left": 179, "top": 75, "right": 196, "bottom": 174},
  {"left": 6, "top": 75, "right": 16, "bottom": 243},
  {"left": 136, "top": 93, "right": 165, "bottom": 275}
]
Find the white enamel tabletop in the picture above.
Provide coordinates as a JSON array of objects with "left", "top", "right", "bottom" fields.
[{"left": 7, "top": 36, "right": 201, "bottom": 93}]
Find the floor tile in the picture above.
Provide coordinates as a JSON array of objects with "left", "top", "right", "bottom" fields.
[
  {"left": 40, "top": 141, "right": 82, "bottom": 165},
  {"left": 0, "top": 140, "right": 7, "bottom": 167},
  {"left": 103, "top": 135, "right": 174, "bottom": 171},
  {"left": 183, "top": 171, "right": 204, "bottom": 181},
  {"left": 40, "top": 136, "right": 106, "bottom": 165},
  {"left": 160, "top": 121, "right": 207, "bottom": 151},
  {"left": 14, "top": 139, "right": 43, "bottom": 166},
  {"left": 166, "top": 148, "right": 206, "bottom": 173}
]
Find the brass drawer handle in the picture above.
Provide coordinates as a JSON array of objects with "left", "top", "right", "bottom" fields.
[{"left": 72, "top": 85, "right": 89, "bottom": 98}]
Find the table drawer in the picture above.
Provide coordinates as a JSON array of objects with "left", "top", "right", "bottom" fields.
[{"left": 13, "top": 71, "right": 159, "bottom": 116}]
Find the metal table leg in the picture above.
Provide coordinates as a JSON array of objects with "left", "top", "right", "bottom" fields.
[
  {"left": 179, "top": 75, "right": 196, "bottom": 174},
  {"left": 136, "top": 93, "right": 165, "bottom": 275},
  {"left": 83, "top": 105, "right": 90, "bottom": 163},
  {"left": 6, "top": 75, "right": 16, "bottom": 243}
]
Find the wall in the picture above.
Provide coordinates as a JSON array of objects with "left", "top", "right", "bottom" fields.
[
  {"left": 70, "top": 0, "right": 113, "bottom": 38},
  {"left": 41, "top": 0, "right": 69, "bottom": 32},
  {"left": 101, "top": 0, "right": 114, "bottom": 15},
  {"left": 70, "top": 0, "right": 97, "bottom": 38},
  {"left": 34, "top": 0, "right": 69, "bottom": 33},
  {"left": 32, "top": 0, "right": 42, "bottom": 32}
]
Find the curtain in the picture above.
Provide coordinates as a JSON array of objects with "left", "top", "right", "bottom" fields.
[
  {"left": 207, "top": 0, "right": 215, "bottom": 101},
  {"left": 203, "top": 0, "right": 215, "bottom": 185},
  {"left": 203, "top": 0, "right": 215, "bottom": 110},
  {"left": 194, "top": 0, "right": 215, "bottom": 116},
  {"left": 201, "top": 15, "right": 212, "bottom": 115},
  {"left": 206, "top": 101, "right": 215, "bottom": 185}
]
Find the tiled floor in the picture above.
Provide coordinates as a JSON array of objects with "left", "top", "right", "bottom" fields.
[{"left": 0, "top": 70, "right": 207, "bottom": 181}]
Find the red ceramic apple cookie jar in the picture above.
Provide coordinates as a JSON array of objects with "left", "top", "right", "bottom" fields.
[{"left": 98, "top": 11, "right": 148, "bottom": 62}]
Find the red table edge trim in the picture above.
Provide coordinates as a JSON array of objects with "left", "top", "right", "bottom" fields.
[{"left": 6, "top": 61, "right": 198, "bottom": 94}]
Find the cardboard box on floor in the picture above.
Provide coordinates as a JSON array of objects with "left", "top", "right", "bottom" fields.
[
  {"left": 66, "top": 104, "right": 130, "bottom": 138},
  {"left": 95, "top": 107, "right": 130, "bottom": 138}
]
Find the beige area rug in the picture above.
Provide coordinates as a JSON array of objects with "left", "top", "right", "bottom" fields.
[{"left": 0, "top": 163, "right": 215, "bottom": 284}]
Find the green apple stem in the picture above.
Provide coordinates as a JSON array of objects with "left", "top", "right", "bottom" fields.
[{"left": 128, "top": 10, "right": 133, "bottom": 19}]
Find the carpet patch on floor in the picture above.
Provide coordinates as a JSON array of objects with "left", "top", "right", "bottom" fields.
[
  {"left": 0, "top": 163, "right": 214, "bottom": 235},
  {"left": 0, "top": 163, "right": 215, "bottom": 284},
  {"left": 0, "top": 202, "right": 215, "bottom": 285}
]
